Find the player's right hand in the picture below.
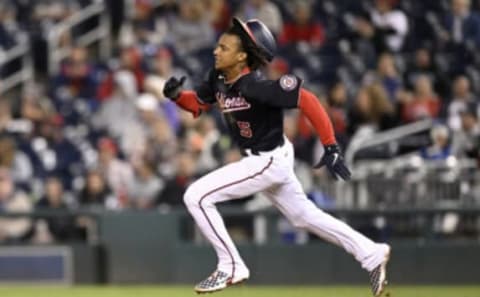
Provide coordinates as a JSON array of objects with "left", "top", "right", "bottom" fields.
[
  {"left": 163, "top": 76, "right": 186, "bottom": 100},
  {"left": 315, "top": 144, "right": 351, "bottom": 181}
]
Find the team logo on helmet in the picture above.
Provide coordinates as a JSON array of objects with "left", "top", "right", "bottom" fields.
[{"left": 280, "top": 75, "right": 298, "bottom": 91}]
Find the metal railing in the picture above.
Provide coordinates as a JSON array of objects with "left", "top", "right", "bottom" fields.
[
  {"left": 341, "top": 157, "right": 479, "bottom": 208},
  {"left": 0, "top": 34, "right": 34, "bottom": 94},
  {"left": 47, "top": 0, "right": 111, "bottom": 75},
  {"left": 345, "top": 119, "right": 435, "bottom": 167}
]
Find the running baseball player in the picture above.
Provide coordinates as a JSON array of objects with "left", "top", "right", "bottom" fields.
[{"left": 163, "top": 18, "right": 391, "bottom": 297}]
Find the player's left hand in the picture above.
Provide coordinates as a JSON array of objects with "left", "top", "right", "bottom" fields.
[
  {"left": 163, "top": 76, "right": 186, "bottom": 100},
  {"left": 315, "top": 144, "right": 351, "bottom": 181}
]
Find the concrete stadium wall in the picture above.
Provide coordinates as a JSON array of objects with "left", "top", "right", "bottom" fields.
[
  {"left": 3, "top": 212, "right": 478, "bottom": 284},
  {"left": 97, "top": 212, "right": 480, "bottom": 285}
]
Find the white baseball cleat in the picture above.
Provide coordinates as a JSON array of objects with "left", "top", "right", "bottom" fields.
[
  {"left": 194, "top": 270, "right": 249, "bottom": 294},
  {"left": 369, "top": 244, "right": 391, "bottom": 297}
]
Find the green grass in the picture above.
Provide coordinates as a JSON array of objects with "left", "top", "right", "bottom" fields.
[{"left": 0, "top": 285, "right": 479, "bottom": 297}]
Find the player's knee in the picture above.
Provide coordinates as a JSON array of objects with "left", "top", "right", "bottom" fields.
[{"left": 183, "top": 185, "right": 200, "bottom": 209}]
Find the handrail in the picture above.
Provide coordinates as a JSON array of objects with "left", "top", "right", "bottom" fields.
[
  {"left": 47, "top": 1, "right": 111, "bottom": 75},
  {"left": 0, "top": 34, "right": 34, "bottom": 94},
  {"left": 345, "top": 119, "right": 434, "bottom": 166}
]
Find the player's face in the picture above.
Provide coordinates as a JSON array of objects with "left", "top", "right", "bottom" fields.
[{"left": 213, "top": 34, "right": 246, "bottom": 70}]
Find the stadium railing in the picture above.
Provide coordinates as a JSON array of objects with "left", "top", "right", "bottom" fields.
[
  {"left": 0, "top": 33, "right": 34, "bottom": 94},
  {"left": 338, "top": 158, "right": 479, "bottom": 209},
  {"left": 2, "top": 204, "right": 479, "bottom": 246},
  {"left": 344, "top": 119, "right": 434, "bottom": 167},
  {"left": 47, "top": 0, "right": 111, "bottom": 76}
]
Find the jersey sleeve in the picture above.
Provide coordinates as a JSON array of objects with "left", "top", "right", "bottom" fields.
[
  {"left": 298, "top": 88, "right": 336, "bottom": 145},
  {"left": 239, "top": 74, "right": 302, "bottom": 108},
  {"left": 176, "top": 91, "right": 210, "bottom": 118},
  {"left": 193, "top": 68, "right": 217, "bottom": 104}
]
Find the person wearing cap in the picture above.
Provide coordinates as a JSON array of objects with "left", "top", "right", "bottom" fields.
[
  {"left": 452, "top": 103, "right": 480, "bottom": 159},
  {"left": 0, "top": 167, "right": 32, "bottom": 243},
  {"left": 162, "top": 18, "right": 390, "bottom": 296}
]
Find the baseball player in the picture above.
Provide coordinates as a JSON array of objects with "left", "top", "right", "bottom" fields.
[{"left": 163, "top": 18, "right": 391, "bottom": 296}]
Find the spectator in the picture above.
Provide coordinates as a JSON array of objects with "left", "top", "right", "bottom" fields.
[
  {"left": 130, "top": 157, "right": 164, "bottom": 209},
  {"left": 144, "top": 47, "right": 185, "bottom": 130},
  {"left": 235, "top": 0, "right": 283, "bottom": 36},
  {"left": 0, "top": 168, "right": 32, "bottom": 243},
  {"left": 190, "top": 115, "right": 223, "bottom": 173},
  {"left": 119, "top": 46, "right": 146, "bottom": 92},
  {"left": 30, "top": 113, "right": 83, "bottom": 188},
  {"left": 135, "top": 93, "right": 166, "bottom": 137},
  {"left": 348, "top": 83, "right": 396, "bottom": 137},
  {"left": 440, "top": 0, "right": 480, "bottom": 47},
  {"left": 145, "top": 46, "right": 192, "bottom": 98},
  {"left": 420, "top": 125, "right": 452, "bottom": 160},
  {"left": 92, "top": 70, "right": 144, "bottom": 156},
  {"left": 131, "top": 0, "right": 163, "bottom": 46},
  {"left": 404, "top": 47, "right": 447, "bottom": 96},
  {"left": 203, "top": 0, "right": 232, "bottom": 35},
  {"left": 447, "top": 75, "right": 476, "bottom": 131},
  {"left": 96, "top": 47, "right": 146, "bottom": 99},
  {"left": 401, "top": 75, "right": 441, "bottom": 123},
  {"left": 355, "top": 0, "right": 409, "bottom": 53},
  {"left": 279, "top": 0, "right": 326, "bottom": 49},
  {"left": 35, "top": 176, "right": 76, "bottom": 242},
  {"left": 96, "top": 137, "right": 134, "bottom": 209},
  {"left": 0, "top": 1, "right": 19, "bottom": 50},
  {"left": 165, "top": 0, "right": 215, "bottom": 56},
  {"left": 0, "top": 136, "right": 33, "bottom": 187},
  {"left": 452, "top": 104, "right": 480, "bottom": 158},
  {"left": 143, "top": 117, "right": 178, "bottom": 178},
  {"left": 52, "top": 46, "right": 98, "bottom": 99},
  {"left": 326, "top": 82, "right": 349, "bottom": 148},
  {"left": 79, "top": 169, "right": 115, "bottom": 209},
  {"left": 365, "top": 52, "right": 403, "bottom": 102},
  {"left": 0, "top": 100, "right": 14, "bottom": 134},
  {"left": 157, "top": 150, "right": 198, "bottom": 206},
  {"left": 19, "top": 83, "right": 55, "bottom": 125},
  {"left": 283, "top": 110, "right": 316, "bottom": 164},
  {"left": 50, "top": 46, "right": 102, "bottom": 124}
]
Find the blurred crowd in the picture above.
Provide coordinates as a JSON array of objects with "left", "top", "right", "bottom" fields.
[{"left": 0, "top": 0, "right": 479, "bottom": 243}]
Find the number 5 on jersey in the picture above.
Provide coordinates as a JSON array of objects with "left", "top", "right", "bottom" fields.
[{"left": 237, "top": 121, "right": 253, "bottom": 138}]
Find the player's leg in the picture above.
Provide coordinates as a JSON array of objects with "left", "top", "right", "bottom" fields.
[
  {"left": 184, "top": 154, "right": 281, "bottom": 293},
  {"left": 266, "top": 180, "right": 390, "bottom": 267},
  {"left": 263, "top": 140, "right": 390, "bottom": 296},
  {"left": 265, "top": 180, "right": 390, "bottom": 296}
]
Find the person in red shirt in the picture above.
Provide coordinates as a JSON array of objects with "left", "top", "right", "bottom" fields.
[
  {"left": 278, "top": 1, "right": 326, "bottom": 48},
  {"left": 401, "top": 75, "right": 441, "bottom": 123}
]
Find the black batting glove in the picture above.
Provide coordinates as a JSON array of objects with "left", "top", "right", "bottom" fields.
[
  {"left": 163, "top": 76, "right": 186, "bottom": 100},
  {"left": 315, "top": 144, "right": 352, "bottom": 181}
]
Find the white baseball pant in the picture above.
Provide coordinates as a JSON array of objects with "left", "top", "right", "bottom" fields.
[{"left": 184, "top": 137, "right": 387, "bottom": 279}]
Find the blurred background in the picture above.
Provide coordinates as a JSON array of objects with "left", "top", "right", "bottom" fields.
[{"left": 0, "top": 0, "right": 479, "bottom": 286}]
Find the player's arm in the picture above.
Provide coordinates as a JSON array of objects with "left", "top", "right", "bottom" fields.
[
  {"left": 163, "top": 76, "right": 211, "bottom": 118},
  {"left": 297, "top": 88, "right": 335, "bottom": 145},
  {"left": 298, "top": 88, "right": 351, "bottom": 181}
]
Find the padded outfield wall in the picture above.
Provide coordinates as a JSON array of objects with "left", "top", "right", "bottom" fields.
[{"left": 1, "top": 211, "right": 479, "bottom": 284}]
